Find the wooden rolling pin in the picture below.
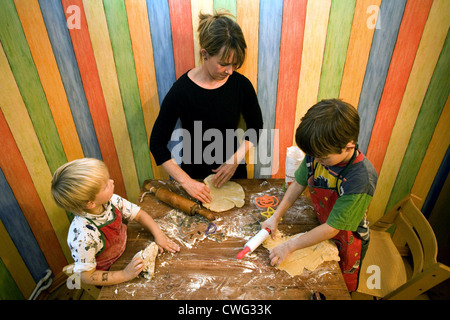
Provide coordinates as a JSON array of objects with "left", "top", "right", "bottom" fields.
[{"left": 147, "top": 186, "right": 216, "bottom": 221}]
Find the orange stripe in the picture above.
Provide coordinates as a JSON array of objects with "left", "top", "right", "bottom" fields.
[
  {"left": 0, "top": 109, "right": 68, "bottom": 274},
  {"left": 272, "top": 0, "right": 307, "bottom": 178},
  {"left": 366, "top": 0, "right": 433, "bottom": 172},
  {"left": 14, "top": 0, "right": 84, "bottom": 161},
  {"left": 62, "top": 0, "right": 127, "bottom": 198}
]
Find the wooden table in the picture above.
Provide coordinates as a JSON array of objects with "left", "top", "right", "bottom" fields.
[{"left": 98, "top": 179, "right": 350, "bottom": 300}]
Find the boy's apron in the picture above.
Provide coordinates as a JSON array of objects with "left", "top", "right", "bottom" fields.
[
  {"left": 308, "top": 151, "right": 362, "bottom": 292},
  {"left": 89, "top": 205, "right": 127, "bottom": 271}
]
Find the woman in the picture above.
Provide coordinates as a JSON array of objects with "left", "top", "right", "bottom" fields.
[{"left": 150, "top": 12, "right": 263, "bottom": 204}]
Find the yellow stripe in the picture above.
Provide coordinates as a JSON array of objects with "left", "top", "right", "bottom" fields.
[
  {"left": 0, "top": 220, "right": 35, "bottom": 298},
  {"left": 191, "top": 0, "right": 214, "bottom": 67},
  {"left": 0, "top": 43, "right": 71, "bottom": 261},
  {"left": 293, "top": 0, "right": 332, "bottom": 144},
  {"left": 411, "top": 96, "right": 450, "bottom": 208},
  {"left": 339, "top": 0, "right": 381, "bottom": 107},
  {"left": 367, "top": 0, "right": 450, "bottom": 223},
  {"left": 237, "top": 0, "right": 259, "bottom": 179},
  {"left": 14, "top": 0, "right": 84, "bottom": 161},
  {"left": 124, "top": 0, "right": 167, "bottom": 180},
  {"left": 83, "top": 0, "right": 140, "bottom": 201}
]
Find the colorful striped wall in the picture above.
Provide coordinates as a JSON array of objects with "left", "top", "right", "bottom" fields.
[{"left": 0, "top": 0, "right": 448, "bottom": 299}]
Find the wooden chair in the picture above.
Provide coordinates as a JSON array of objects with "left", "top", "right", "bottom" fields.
[
  {"left": 63, "top": 264, "right": 100, "bottom": 299},
  {"left": 357, "top": 194, "right": 450, "bottom": 299}
]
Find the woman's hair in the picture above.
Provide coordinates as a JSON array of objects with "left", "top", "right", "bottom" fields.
[
  {"left": 51, "top": 158, "right": 109, "bottom": 214},
  {"left": 197, "top": 11, "right": 246, "bottom": 68},
  {"left": 295, "top": 99, "right": 360, "bottom": 158}
]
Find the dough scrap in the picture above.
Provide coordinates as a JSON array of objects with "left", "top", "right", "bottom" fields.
[
  {"left": 134, "top": 242, "right": 159, "bottom": 280},
  {"left": 202, "top": 174, "right": 245, "bottom": 212},
  {"left": 263, "top": 231, "right": 340, "bottom": 276}
]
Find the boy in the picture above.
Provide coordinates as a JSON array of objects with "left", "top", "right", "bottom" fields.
[
  {"left": 51, "top": 158, "right": 180, "bottom": 286},
  {"left": 262, "top": 99, "right": 377, "bottom": 291}
]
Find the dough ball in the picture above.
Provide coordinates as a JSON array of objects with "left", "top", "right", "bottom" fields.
[
  {"left": 134, "top": 242, "right": 159, "bottom": 280},
  {"left": 202, "top": 174, "right": 245, "bottom": 212}
]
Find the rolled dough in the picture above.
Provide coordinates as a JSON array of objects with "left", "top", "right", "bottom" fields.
[
  {"left": 134, "top": 242, "right": 159, "bottom": 280},
  {"left": 263, "top": 232, "right": 340, "bottom": 276},
  {"left": 202, "top": 174, "right": 245, "bottom": 212}
]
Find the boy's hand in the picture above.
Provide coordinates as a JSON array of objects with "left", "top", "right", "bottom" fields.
[
  {"left": 269, "top": 240, "right": 293, "bottom": 267},
  {"left": 123, "top": 255, "right": 145, "bottom": 280},
  {"left": 261, "top": 215, "right": 279, "bottom": 239},
  {"left": 154, "top": 233, "right": 180, "bottom": 253}
]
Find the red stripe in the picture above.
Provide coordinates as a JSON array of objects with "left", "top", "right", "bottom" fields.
[
  {"left": 272, "top": 0, "right": 307, "bottom": 178},
  {"left": 0, "top": 109, "right": 68, "bottom": 273},
  {"left": 62, "top": 0, "right": 127, "bottom": 198},
  {"left": 168, "top": 0, "right": 195, "bottom": 79},
  {"left": 366, "top": 0, "right": 433, "bottom": 173}
]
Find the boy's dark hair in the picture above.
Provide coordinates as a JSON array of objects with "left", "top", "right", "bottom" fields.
[{"left": 295, "top": 99, "right": 360, "bottom": 158}]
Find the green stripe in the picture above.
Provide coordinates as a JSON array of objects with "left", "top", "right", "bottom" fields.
[
  {"left": 0, "top": 258, "right": 24, "bottom": 300},
  {"left": 387, "top": 32, "right": 450, "bottom": 210},
  {"left": 0, "top": 0, "right": 67, "bottom": 173},
  {"left": 103, "top": 0, "right": 154, "bottom": 185},
  {"left": 317, "top": 0, "right": 356, "bottom": 100}
]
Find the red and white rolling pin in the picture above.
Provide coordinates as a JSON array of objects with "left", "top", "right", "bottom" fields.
[{"left": 236, "top": 228, "right": 271, "bottom": 259}]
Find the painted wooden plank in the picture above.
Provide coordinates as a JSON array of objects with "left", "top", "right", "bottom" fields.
[
  {"left": 13, "top": 0, "right": 84, "bottom": 162},
  {"left": 103, "top": 0, "right": 155, "bottom": 187},
  {"left": 38, "top": 0, "right": 102, "bottom": 161},
  {"left": 411, "top": 96, "right": 450, "bottom": 209},
  {"left": 0, "top": 108, "right": 68, "bottom": 274},
  {"left": 254, "top": 0, "right": 283, "bottom": 179},
  {"left": 339, "top": 0, "right": 381, "bottom": 108},
  {"left": 422, "top": 147, "right": 450, "bottom": 218},
  {"left": 357, "top": 0, "right": 407, "bottom": 154},
  {"left": 0, "top": 219, "right": 35, "bottom": 298},
  {"left": 147, "top": 0, "right": 181, "bottom": 164},
  {"left": 214, "top": 0, "right": 236, "bottom": 16},
  {"left": 317, "top": 0, "right": 356, "bottom": 100},
  {"left": 0, "top": 42, "right": 72, "bottom": 261},
  {"left": 60, "top": 0, "right": 127, "bottom": 198},
  {"left": 82, "top": 0, "right": 140, "bottom": 202},
  {"left": 366, "top": 0, "right": 433, "bottom": 173},
  {"left": 292, "top": 0, "right": 332, "bottom": 144},
  {"left": 191, "top": 0, "right": 214, "bottom": 67},
  {"left": 125, "top": 0, "right": 167, "bottom": 180},
  {"left": 272, "top": 0, "right": 307, "bottom": 179},
  {"left": 367, "top": 0, "right": 450, "bottom": 223},
  {"left": 236, "top": 0, "right": 259, "bottom": 89},
  {"left": 0, "top": 0, "right": 67, "bottom": 174},
  {"left": 236, "top": 0, "right": 259, "bottom": 179},
  {"left": 169, "top": 0, "right": 195, "bottom": 79},
  {"left": 0, "top": 169, "right": 50, "bottom": 282},
  {"left": 0, "top": 258, "right": 24, "bottom": 300},
  {"left": 387, "top": 32, "right": 450, "bottom": 210}
]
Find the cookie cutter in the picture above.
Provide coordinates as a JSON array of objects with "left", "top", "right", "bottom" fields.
[
  {"left": 255, "top": 195, "right": 279, "bottom": 208},
  {"left": 260, "top": 206, "right": 282, "bottom": 221}
]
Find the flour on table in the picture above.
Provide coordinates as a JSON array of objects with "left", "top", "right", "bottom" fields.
[
  {"left": 134, "top": 242, "right": 159, "bottom": 280},
  {"left": 202, "top": 174, "right": 245, "bottom": 212},
  {"left": 263, "top": 231, "right": 340, "bottom": 276}
]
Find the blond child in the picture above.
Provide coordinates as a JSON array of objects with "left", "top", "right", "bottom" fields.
[{"left": 51, "top": 158, "right": 180, "bottom": 286}]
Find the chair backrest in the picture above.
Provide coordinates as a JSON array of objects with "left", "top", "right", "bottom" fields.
[{"left": 372, "top": 194, "right": 438, "bottom": 279}]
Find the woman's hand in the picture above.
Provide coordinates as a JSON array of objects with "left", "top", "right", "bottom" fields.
[
  {"left": 181, "top": 178, "right": 212, "bottom": 203},
  {"left": 211, "top": 163, "right": 239, "bottom": 188}
]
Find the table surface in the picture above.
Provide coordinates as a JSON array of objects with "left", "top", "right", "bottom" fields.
[{"left": 98, "top": 179, "right": 350, "bottom": 300}]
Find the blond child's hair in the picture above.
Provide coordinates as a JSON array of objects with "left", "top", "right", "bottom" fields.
[{"left": 51, "top": 158, "right": 109, "bottom": 214}]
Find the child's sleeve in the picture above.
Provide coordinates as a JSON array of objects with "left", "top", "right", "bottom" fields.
[
  {"left": 68, "top": 218, "right": 102, "bottom": 273},
  {"left": 294, "top": 157, "right": 308, "bottom": 186},
  {"left": 110, "top": 194, "right": 141, "bottom": 221}
]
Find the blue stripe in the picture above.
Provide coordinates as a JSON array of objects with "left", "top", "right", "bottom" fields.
[
  {"left": 357, "top": 0, "right": 406, "bottom": 153},
  {"left": 0, "top": 169, "right": 49, "bottom": 282},
  {"left": 39, "top": 0, "right": 102, "bottom": 160},
  {"left": 255, "top": 0, "right": 283, "bottom": 178}
]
